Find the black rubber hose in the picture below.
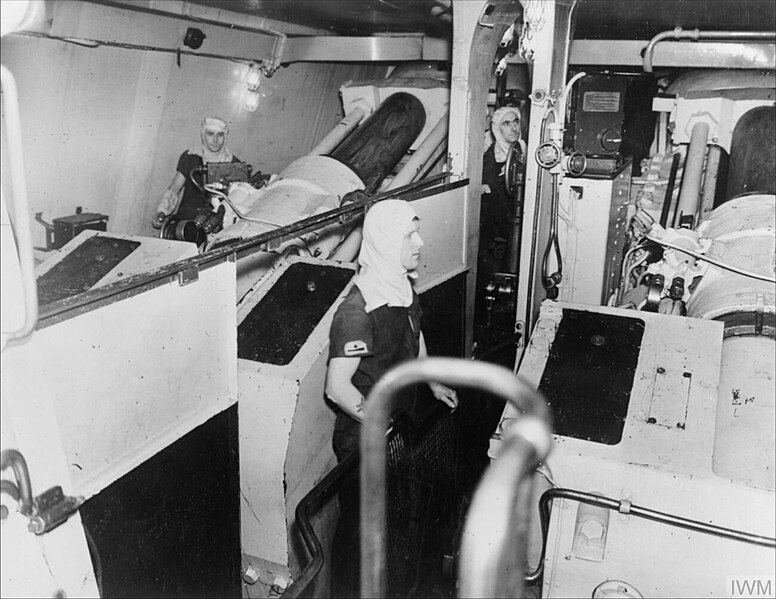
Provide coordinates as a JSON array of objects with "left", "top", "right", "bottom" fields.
[{"left": 283, "top": 451, "right": 359, "bottom": 599}]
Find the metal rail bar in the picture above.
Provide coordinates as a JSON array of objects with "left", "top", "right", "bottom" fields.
[
  {"left": 37, "top": 175, "right": 468, "bottom": 328},
  {"left": 360, "top": 358, "right": 551, "bottom": 598}
]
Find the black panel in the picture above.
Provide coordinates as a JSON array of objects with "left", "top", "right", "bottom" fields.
[
  {"left": 418, "top": 272, "right": 466, "bottom": 359},
  {"left": 80, "top": 405, "right": 241, "bottom": 598},
  {"left": 538, "top": 309, "right": 644, "bottom": 445},
  {"left": 237, "top": 262, "right": 354, "bottom": 365},
  {"left": 37, "top": 235, "right": 140, "bottom": 305}
]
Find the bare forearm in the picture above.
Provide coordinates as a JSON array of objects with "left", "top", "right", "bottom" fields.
[{"left": 327, "top": 383, "right": 365, "bottom": 423}]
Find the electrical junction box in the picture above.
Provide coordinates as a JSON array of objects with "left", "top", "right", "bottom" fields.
[
  {"left": 566, "top": 74, "right": 627, "bottom": 157},
  {"left": 489, "top": 301, "right": 775, "bottom": 597},
  {"left": 50, "top": 211, "right": 108, "bottom": 250}
]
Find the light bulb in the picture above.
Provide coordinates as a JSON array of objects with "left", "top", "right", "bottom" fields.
[
  {"left": 244, "top": 90, "right": 260, "bottom": 112},
  {"left": 245, "top": 64, "right": 262, "bottom": 92}
]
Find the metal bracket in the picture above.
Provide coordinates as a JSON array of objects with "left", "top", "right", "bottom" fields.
[
  {"left": 619, "top": 489, "right": 633, "bottom": 523},
  {"left": 177, "top": 267, "right": 199, "bottom": 286}
]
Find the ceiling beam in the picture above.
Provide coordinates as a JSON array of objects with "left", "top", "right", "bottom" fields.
[{"left": 282, "top": 35, "right": 451, "bottom": 64}]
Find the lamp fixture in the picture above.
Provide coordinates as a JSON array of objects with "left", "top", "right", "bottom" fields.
[{"left": 245, "top": 63, "right": 262, "bottom": 92}]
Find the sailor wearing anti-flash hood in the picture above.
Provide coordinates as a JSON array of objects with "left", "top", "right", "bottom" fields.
[
  {"left": 326, "top": 199, "right": 458, "bottom": 433},
  {"left": 152, "top": 116, "right": 242, "bottom": 228},
  {"left": 324, "top": 199, "right": 459, "bottom": 595}
]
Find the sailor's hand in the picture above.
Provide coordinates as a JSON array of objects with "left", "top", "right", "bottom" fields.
[
  {"left": 152, "top": 212, "right": 166, "bottom": 229},
  {"left": 429, "top": 382, "right": 459, "bottom": 411}
]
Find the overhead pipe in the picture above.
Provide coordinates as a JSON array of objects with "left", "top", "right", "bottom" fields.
[
  {"left": 643, "top": 28, "right": 776, "bottom": 72},
  {"left": 309, "top": 102, "right": 370, "bottom": 156},
  {"left": 360, "top": 358, "right": 551, "bottom": 598},
  {"left": 675, "top": 121, "right": 709, "bottom": 228},
  {"left": 383, "top": 112, "right": 449, "bottom": 190}
]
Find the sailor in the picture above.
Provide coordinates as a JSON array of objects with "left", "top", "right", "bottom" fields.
[
  {"left": 481, "top": 105, "right": 525, "bottom": 243},
  {"left": 325, "top": 199, "right": 458, "bottom": 595},
  {"left": 152, "top": 116, "right": 242, "bottom": 228}
]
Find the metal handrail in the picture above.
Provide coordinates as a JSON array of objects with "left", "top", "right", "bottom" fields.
[
  {"left": 37, "top": 174, "right": 467, "bottom": 328},
  {"left": 360, "top": 357, "right": 551, "bottom": 598}
]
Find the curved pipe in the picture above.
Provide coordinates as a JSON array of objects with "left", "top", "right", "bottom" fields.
[
  {"left": 643, "top": 28, "right": 776, "bottom": 72},
  {"left": 1, "top": 449, "right": 33, "bottom": 516},
  {"left": 459, "top": 430, "right": 541, "bottom": 598},
  {"left": 1, "top": 480, "right": 20, "bottom": 503},
  {"left": 1, "top": 65, "right": 39, "bottom": 349},
  {"left": 360, "top": 358, "right": 551, "bottom": 598}
]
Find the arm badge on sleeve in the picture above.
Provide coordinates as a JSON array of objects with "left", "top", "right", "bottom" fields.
[{"left": 344, "top": 340, "right": 368, "bottom": 356}]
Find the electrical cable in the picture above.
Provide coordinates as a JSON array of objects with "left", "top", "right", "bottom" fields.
[
  {"left": 19, "top": 32, "right": 263, "bottom": 68},
  {"left": 624, "top": 251, "right": 650, "bottom": 288},
  {"left": 189, "top": 167, "right": 205, "bottom": 195},
  {"left": 541, "top": 172, "right": 563, "bottom": 296},
  {"left": 203, "top": 184, "right": 283, "bottom": 227},
  {"left": 560, "top": 72, "right": 586, "bottom": 122},
  {"left": 646, "top": 234, "right": 776, "bottom": 284},
  {"left": 615, "top": 241, "right": 652, "bottom": 305},
  {"left": 534, "top": 105, "right": 563, "bottom": 297}
]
